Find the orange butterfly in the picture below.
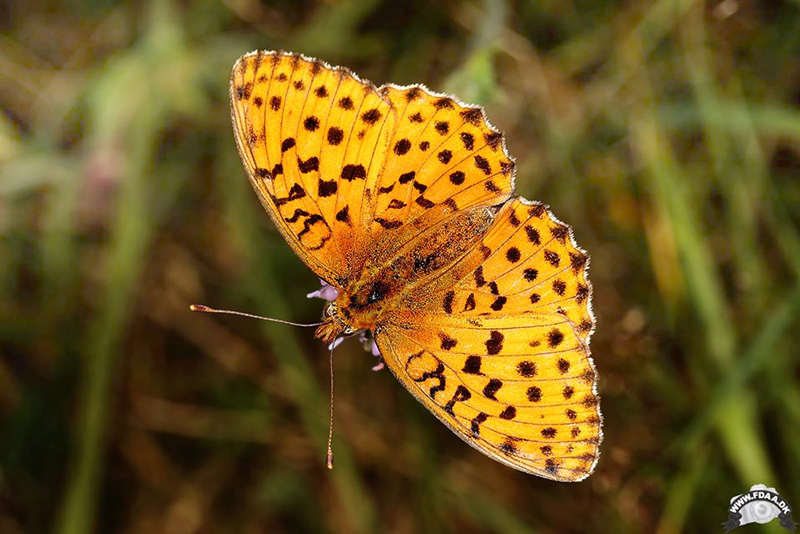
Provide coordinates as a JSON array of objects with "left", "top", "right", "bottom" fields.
[{"left": 229, "top": 50, "right": 601, "bottom": 481}]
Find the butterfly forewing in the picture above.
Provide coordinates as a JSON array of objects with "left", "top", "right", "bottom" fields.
[
  {"left": 369, "top": 86, "right": 515, "bottom": 236},
  {"left": 230, "top": 51, "right": 396, "bottom": 281}
]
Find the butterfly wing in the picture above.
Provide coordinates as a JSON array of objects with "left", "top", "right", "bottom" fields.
[
  {"left": 230, "top": 51, "right": 397, "bottom": 283},
  {"left": 375, "top": 198, "right": 601, "bottom": 480},
  {"left": 231, "top": 52, "right": 601, "bottom": 479},
  {"left": 232, "top": 52, "right": 520, "bottom": 284}
]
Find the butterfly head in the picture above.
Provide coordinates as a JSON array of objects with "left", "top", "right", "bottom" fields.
[{"left": 314, "top": 302, "right": 353, "bottom": 344}]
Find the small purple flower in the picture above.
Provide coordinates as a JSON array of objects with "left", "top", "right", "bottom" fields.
[
  {"left": 306, "top": 279, "right": 339, "bottom": 301},
  {"left": 327, "top": 336, "right": 345, "bottom": 351},
  {"left": 359, "top": 331, "right": 383, "bottom": 371}
]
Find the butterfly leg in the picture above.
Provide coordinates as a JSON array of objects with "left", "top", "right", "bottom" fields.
[{"left": 358, "top": 331, "right": 384, "bottom": 371}]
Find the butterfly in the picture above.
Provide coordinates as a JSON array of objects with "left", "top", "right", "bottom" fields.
[{"left": 229, "top": 50, "right": 601, "bottom": 481}]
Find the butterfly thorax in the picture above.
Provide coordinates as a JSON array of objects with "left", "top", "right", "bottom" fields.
[
  {"left": 315, "top": 208, "right": 496, "bottom": 345},
  {"left": 314, "top": 267, "right": 402, "bottom": 344}
]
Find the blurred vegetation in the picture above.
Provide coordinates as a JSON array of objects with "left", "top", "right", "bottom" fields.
[{"left": 1, "top": 0, "right": 799, "bottom": 532}]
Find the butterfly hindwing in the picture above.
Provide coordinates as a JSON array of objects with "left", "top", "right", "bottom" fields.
[{"left": 375, "top": 199, "right": 600, "bottom": 481}]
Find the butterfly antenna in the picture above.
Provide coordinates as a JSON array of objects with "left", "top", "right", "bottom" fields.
[
  {"left": 326, "top": 344, "right": 335, "bottom": 469},
  {"left": 189, "top": 304, "right": 323, "bottom": 327}
]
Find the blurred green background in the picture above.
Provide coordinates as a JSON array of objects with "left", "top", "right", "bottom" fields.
[{"left": 2, "top": 0, "right": 799, "bottom": 532}]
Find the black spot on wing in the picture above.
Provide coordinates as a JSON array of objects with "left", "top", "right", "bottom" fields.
[
  {"left": 462, "top": 355, "right": 482, "bottom": 374},
  {"left": 394, "top": 139, "right": 412, "bottom": 155},
  {"left": 550, "top": 225, "right": 568, "bottom": 242},
  {"left": 571, "top": 252, "right": 588, "bottom": 272},
  {"left": 284, "top": 208, "right": 310, "bottom": 223},
  {"left": 549, "top": 329, "right": 565, "bottom": 348},
  {"left": 517, "top": 361, "right": 536, "bottom": 377},
  {"left": 460, "top": 107, "right": 482, "bottom": 125},
  {"left": 485, "top": 331, "right": 504, "bottom": 355},
  {"left": 471, "top": 412, "right": 488, "bottom": 437},
  {"left": 399, "top": 171, "right": 415, "bottom": 184},
  {"left": 375, "top": 218, "right": 402, "bottom": 229},
  {"left": 341, "top": 164, "right": 366, "bottom": 181},
  {"left": 335, "top": 206, "right": 351, "bottom": 225},
  {"left": 327, "top": 127, "right": 344, "bottom": 145},
  {"left": 281, "top": 138, "right": 296, "bottom": 153},
  {"left": 499, "top": 406, "right": 516, "bottom": 420},
  {"left": 449, "top": 171, "right": 465, "bottom": 185},
  {"left": 296, "top": 214, "right": 325, "bottom": 239},
  {"left": 527, "top": 386, "right": 542, "bottom": 402},
  {"left": 473, "top": 266, "right": 486, "bottom": 287},
  {"left": 405, "top": 87, "right": 422, "bottom": 101},
  {"left": 544, "top": 250, "right": 560, "bottom": 267},
  {"left": 490, "top": 296, "right": 507, "bottom": 311},
  {"left": 464, "top": 293, "right": 476, "bottom": 311},
  {"left": 484, "top": 131, "right": 502, "bottom": 150},
  {"left": 339, "top": 96, "right": 354, "bottom": 110},
  {"left": 361, "top": 108, "right": 382, "bottom": 124},
  {"left": 506, "top": 247, "right": 521, "bottom": 263},
  {"left": 576, "top": 284, "right": 589, "bottom": 304},
  {"left": 500, "top": 439, "right": 517, "bottom": 455},
  {"left": 303, "top": 116, "right": 320, "bottom": 131},
  {"left": 318, "top": 178, "right": 337, "bottom": 197},
  {"left": 474, "top": 155, "right": 491, "bottom": 175},
  {"left": 483, "top": 378, "right": 502, "bottom": 400},
  {"left": 297, "top": 156, "right": 319, "bottom": 173},
  {"left": 415, "top": 196, "right": 435, "bottom": 209},
  {"left": 525, "top": 226, "right": 541, "bottom": 245},
  {"left": 443, "top": 291, "right": 455, "bottom": 314},
  {"left": 459, "top": 132, "right": 475, "bottom": 151},
  {"left": 434, "top": 97, "right": 454, "bottom": 109},
  {"left": 552, "top": 279, "right": 566, "bottom": 296},
  {"left": 274, "top": 184, "right": 306, "bottom": 206}
]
